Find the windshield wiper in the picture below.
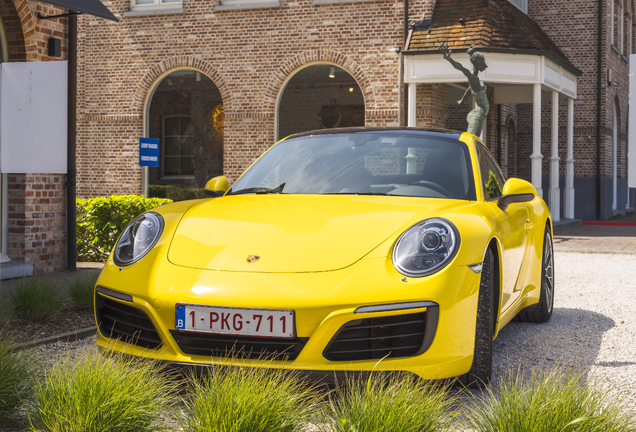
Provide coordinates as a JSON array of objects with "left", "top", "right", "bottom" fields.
[
  {"left": 324, "top": 192, "right": 389, "bottom": 196},
  {"left": 229, "top": 183, "right": 286, "bottom": 195}
]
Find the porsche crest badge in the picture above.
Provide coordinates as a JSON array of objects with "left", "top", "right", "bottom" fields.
[{"left": 247, "top": 255, "right": 261, "bottom": 263}]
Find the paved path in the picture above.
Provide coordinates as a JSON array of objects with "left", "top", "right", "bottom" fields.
[{"left": 554, "top": 223, "right": 636, "bottom": 254}]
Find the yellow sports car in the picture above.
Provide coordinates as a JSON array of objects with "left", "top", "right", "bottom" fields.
[{"left": 94, "top": 128, "right": 553, "bottom": 385}]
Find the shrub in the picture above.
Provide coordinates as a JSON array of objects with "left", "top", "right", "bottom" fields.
[
  {"left": 68, "top": 272, "right": 100, "bottom": 311},
  {"left": 29, "top": 349, "right": 175, "bottom": 432},
  {"left": 468, "top": 367, "right": 633, "bottom": 432},
  {"left": 76, "top": 195, "right": 172, "bottom": 262},
  {"left": 181, "top": 366, "right": 318, "bottom": 432},
  {"left": 148, "top": 184, "right": 207, "bottom": 201},
  {"left": 324, "top": 372, "right": 453, "bottom": 432},
  {"left": 0, "top": 332, "right": 37, "bottom": 427},
  {"left": 9, "top": 276, "right": 63, "bottom": 323}
]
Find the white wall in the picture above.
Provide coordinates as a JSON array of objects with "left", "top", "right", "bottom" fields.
[{"left": 0, "top": 61, "right": 67, "bottom": 173}]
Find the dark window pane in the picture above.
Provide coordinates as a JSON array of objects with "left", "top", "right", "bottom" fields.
[
  {"left": 164, "top": 117, "right": 180, "bottom": 137},
  {"left": 180, "top": 157, "right": 194, "bottom": 175},
  {"left": 164, "top": 137, "right": 178, "bottom": 157},
  {"left": 164, "top": 157, "right": 179, "bottom": 176}
]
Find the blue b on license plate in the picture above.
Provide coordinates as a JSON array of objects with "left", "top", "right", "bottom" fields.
[{"left": 175, "top": 304, "right": 295, "bottom": 338}]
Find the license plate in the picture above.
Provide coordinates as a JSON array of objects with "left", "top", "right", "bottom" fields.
[{"left": 175, "top": 304, "right": 295, "bottom": 338}]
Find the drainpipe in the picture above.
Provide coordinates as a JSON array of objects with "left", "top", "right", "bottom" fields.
[
  {"left": 403, "top": 0, "right": 408, "bottom": 127},
  {"left": 596, "top": 0, "right": 603, "bottom": 220},
  {"left": 67, "top": 13, "right": 77, "bottom": 271}
]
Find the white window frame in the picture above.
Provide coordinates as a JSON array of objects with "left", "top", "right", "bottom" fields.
[
  {"left": 131, "top": 0, "right": 181, "bottom": 8},
  {"left": 161, "top": 114, "right": 195, "bottom": 180},
  {"left": 507, "top": 0, "right": 528, "bottom": 14},
  {"left": 215, "top": 0, "right": 280, "bottom": 11}
]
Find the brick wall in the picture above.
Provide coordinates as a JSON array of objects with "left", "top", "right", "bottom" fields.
[
  {"left": 6, "top": 175, "right": 67, "bottom": 274},
  {"left": 75, "top": 0, "right": 436, "bottom": 195},
  {"left": 529, "top": 0, "right": 629, "bottom": 181}
]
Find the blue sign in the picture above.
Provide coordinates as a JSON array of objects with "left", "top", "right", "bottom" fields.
[{"left": 139, "top": 137, "right": 159, "bottom": 167}]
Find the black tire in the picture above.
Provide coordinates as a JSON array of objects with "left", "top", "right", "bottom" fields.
[
  {"left": 516, "top": 225, "right": 554, "bottom": 323},
  {"left": 457, "top": 248, "right": 494, "bottom": 387}
]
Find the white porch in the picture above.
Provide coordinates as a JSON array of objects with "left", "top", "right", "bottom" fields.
[{"left": 404, "top": 52, "right": 578, "bottom": 222}]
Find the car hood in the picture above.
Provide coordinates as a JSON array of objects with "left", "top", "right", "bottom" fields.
[{"left": 167, "top": 194, "right": 465, "bottom": 272}]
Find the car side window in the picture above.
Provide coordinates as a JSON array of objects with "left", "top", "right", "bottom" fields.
[{"left": 476, "top": 144, "right": 506, "bottom": 200}]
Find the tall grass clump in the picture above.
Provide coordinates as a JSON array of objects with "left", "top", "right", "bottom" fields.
[
  {"left": 324, "top": 372, "right": 454, "bottom": 432},
  {"left": 8, "top": 276, "right": 63, "bottom": 323},
  {"left": 181, "top": 365, "right": 318, "bottom": 432},
  {"left": 0, "top": 332, "right": 37, "bottom": 427},
  {"left": 468, "top": 366, "right": 634, "bottom": 432},
  {"left": 0, "top": 298, "right": 13, "bottom": 328},
  {"left": 68, "top": 271, "right": 99, "bottom": 311},
  {"left": 29, "top": 350, "right": 175, "bottom": 432}
]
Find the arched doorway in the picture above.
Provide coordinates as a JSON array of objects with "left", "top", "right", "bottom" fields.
[
  {"left": 145, "top": 69, "right": 224, "bottom": 197},
  {"left": 277, "top": 64, "right": 364, "bottom": 140}
]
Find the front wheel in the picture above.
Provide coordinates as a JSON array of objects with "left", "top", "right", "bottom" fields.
[
  {"left": 516, "top": 225, "right": 554, "bottom": 323},
  {"left": 457, "top": 248, "right": 494, "bottom": 387}
]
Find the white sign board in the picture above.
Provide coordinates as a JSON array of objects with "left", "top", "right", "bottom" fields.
[
  {"left": 0, "top": 61, "right": 67, "bottom": 173},
  {"left": 630, "top": 55, "right": 636, "bottom": 188}
]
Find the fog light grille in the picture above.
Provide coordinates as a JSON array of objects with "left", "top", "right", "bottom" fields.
[{"left": 95, "top": 293, "right": 162, "bottom": 349}]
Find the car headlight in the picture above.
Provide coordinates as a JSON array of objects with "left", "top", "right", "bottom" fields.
[
  {"left": 113, "top": 212, "right": 164, "bottom": 266},
  {"left": 392, "top": 218, "right": 460, "bottom": 277}
]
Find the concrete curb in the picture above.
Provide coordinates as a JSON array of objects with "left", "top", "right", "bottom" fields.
[{"left": 12, "top": 326, "right": 97, "bottom": 351}]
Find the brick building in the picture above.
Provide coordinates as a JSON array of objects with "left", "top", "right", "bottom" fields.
[
  {"left": 0, "top": 0, "right": 116, "bottom": 278},
  {"left": 0, "top": 0, "right": 69, "bottom": 278},
  {"left": 75, "top": 0, "right": 633, "bottom": 221}
]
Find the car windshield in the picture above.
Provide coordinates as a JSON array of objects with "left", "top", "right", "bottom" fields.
[{"left": 228, "top": 132, "right": 476, "bottom": 200}]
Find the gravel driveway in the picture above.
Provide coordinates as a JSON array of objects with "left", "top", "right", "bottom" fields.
[{"left": 492, "top": 251, "right": 636, "bottom": 414}]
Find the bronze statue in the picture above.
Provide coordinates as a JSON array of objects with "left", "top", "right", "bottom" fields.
[{"left": 438, "top": 42, "right": 489, "bottom": 137}]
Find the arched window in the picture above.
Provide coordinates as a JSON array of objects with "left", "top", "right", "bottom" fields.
[
  {"left": 277, "top": 64, "right": 364, "bottom": 140},
  {"left": 145, "top": 69, "right": 224, "bottom": 196}
]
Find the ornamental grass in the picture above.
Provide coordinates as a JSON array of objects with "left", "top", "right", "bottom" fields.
[
  {"left": 8, "top": 275, "right": 63, "bottom": 323},
  {"left": 467, "top": 366, "right": 634, "bottom": 432},
  {"left": 0, "top": 331, "right": 37, "bottom": 428},
  {"left": 29, "top": 349, "right": 176, "bottom": 432},
  {"left": 323, "top": 372, "right": 454, "bottom": 432},
  {"left": 68, "top": 271, "right": 99, "bottom": 311},
  {"left": 181, "top": 365, "right": 319, "bottom": 432}
]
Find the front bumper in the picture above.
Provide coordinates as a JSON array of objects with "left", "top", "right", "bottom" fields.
[{"left": 94, "top": 253, "right": 481, "bottom": 380}]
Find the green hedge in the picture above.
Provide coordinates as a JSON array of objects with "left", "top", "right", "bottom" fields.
[
  {"left": 148, "top": 184, "right": 208, "bottom": 201},
  {"left": 76, "top": 195, "right": 172, "bottom": 263}
]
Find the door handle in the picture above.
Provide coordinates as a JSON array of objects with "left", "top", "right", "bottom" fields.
[{"left": 524, "top": 219, "right": 533, "bottom": 230}]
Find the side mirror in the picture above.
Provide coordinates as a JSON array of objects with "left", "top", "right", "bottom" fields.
[
  {"left": 498, "top": 178, "right": 536, "bottom": 210},
  {"left": 204, "top": 176, "right": 229, "bottom": 197}
]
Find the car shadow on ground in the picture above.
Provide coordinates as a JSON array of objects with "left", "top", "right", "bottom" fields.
[{"left": 491, "top": 307, "right": 621, "bottom": 381}]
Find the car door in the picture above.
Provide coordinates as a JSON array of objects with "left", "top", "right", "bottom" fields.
[{"left": 476, "top": 144, "right": 530, "bottom": 312}]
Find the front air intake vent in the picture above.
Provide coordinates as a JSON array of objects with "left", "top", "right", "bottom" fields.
[
  {"left": 170, "top": 330, "right": 308, "bottom": 361},
  {"left": 323, "top": 310, "right": 437, "bottom": 362},
  {"left": 95, "top": 293, "right": 162, "bottom": 350}
]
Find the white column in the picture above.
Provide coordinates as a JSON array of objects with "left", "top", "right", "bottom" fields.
[
  {"left": 408, "top": 83, "right": 417, "bottom": 127},
  {"left": 531, "top": 83, "right": 544, "bottom": 198},
  {"left": 549, "top": 91, "right": 560, "bottom": 222},
  {"left": 565, "top": 97, "right": 575, "bottom": 219}
]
